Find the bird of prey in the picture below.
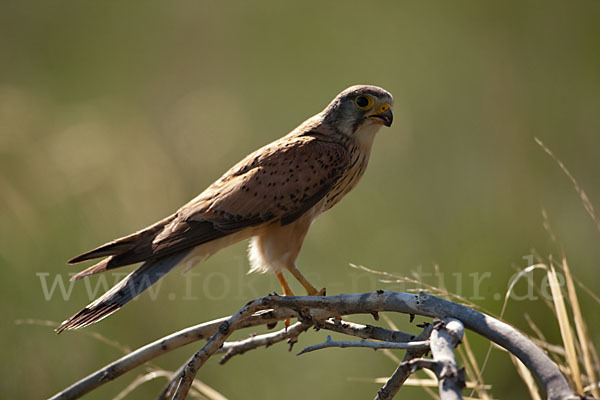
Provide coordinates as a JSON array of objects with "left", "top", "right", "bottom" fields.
[{"left": 56, "top": 85, "right": 393, "bottom": 333}]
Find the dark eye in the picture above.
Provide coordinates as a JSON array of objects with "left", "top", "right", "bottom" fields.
[
  {"left": 354, "top": 95, "right": 374, "bottom": 110},
  {"left": 356, "top": 96, "right": 369, "bottom": 108}
]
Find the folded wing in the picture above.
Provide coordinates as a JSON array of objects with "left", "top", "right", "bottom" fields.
[{"left": 59, "top": 134, "right": 350, "bottom": 331}]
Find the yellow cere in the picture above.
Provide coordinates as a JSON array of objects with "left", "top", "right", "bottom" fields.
[{"left": 377, "top": 103, "right": 391, "bottom": 114}]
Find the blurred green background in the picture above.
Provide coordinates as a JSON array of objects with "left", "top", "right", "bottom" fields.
[{"left": 2, "top": 1, "right": 599, "bottom": 398}]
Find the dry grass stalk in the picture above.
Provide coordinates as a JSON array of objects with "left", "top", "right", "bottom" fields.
[
  {"left": 547, "top": 265, "right": 583, "bottom": 394},
  {"left": 561, "top": 257, "right": 599, "bottom": 398},
  {"left": 509, "top": 355, "right": 542, "bottom": 400}
]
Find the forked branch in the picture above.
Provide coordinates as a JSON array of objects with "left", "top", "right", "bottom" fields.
[{"left": 48, "top": 291, "right": 576, "bottom": 400}]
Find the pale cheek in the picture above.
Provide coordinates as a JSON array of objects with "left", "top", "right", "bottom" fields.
[{"left": 336, "top": 117, "right": 356, "bottom": 136}]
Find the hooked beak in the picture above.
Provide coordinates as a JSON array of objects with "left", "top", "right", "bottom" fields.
[{"left": 367, "top": 103, "right": 393, "bottom": 127}]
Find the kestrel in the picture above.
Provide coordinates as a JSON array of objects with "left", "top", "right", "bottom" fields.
[{"left": 56, "top": 85, "right": 393, "bottom": 333}]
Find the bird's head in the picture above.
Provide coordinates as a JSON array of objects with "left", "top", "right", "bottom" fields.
[{"left": 321, "top": 85, "right": 394, "bottom": 137}]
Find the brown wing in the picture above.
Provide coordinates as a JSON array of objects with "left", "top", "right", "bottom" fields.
[
  {"left": 150, "top": 134, "right": 350, "bottom": 255},
  {"left": 69, "top": 133, "right": 349, "bottom": 278}
]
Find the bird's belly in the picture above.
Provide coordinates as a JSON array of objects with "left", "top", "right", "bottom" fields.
[{"left": 248, "top": 211, "right": 315, "bottom": 274}]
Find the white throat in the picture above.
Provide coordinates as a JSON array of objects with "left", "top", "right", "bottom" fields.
[{"left": 354, "top": 122, "right": 382, "bottom": 153}]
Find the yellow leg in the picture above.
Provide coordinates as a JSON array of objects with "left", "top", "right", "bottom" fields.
[
  {"left": 275, "top": 272, "right": 295, "bottom": 296},
  {"left": 287, "top": 264, "right": 325, "bottom": 296},
  {"left": 275, "top": 272, "right": 294, "bottom": 329}
]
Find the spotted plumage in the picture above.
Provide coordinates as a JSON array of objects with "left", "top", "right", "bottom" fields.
[{"left": 56, "top": 84, "right": 393, "bottom": 333}]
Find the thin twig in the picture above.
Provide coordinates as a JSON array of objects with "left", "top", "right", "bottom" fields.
[
  {"left": 316, "top": 318, "right": 415, "bottom": 343},
  {"left": 297, "top": 335, "right": 430, "bottom": 355},
  {"left": 218, "top": 321, "right": 311, "bottom": 364}
]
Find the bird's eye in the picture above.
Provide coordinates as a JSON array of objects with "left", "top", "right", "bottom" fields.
[{"left": 354, "top": 95, "right": 374, "bottom": 110}]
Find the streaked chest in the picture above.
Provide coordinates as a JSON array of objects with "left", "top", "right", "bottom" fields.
[
  {"left": 323, "top": 144, "right": 369, "bottom": 210},
  {"left": 323, "top": 124, "right": 378, "bottom": 211}
]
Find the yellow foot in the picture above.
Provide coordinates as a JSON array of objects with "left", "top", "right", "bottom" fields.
[
  {"left": 306, "top": 287, "right": 326, "bottom": 296},
  {"left": 287, "top": 265, "right": 326, "bottom": 296}
]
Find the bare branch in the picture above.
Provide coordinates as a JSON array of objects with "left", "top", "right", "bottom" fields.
[
  {"left": 263, "top": 291, "right": 575, "bottom": 400},
  {"left": 168, "top": 298, "right": 275, "bottom": 399},
  {"left": 48, "top": 308, "right": 298, "bottom": 400},
  {"left": 50, "top": 291, "right": 576, "bottom": 400},
  {"left": 427, "top": 318, "right": 465, "bottom": 400},
  {"left": 297, "top": 335, "right": 430, "bottom": 355},
  {"left": 218, "top": 321, "right": 311, "bottom": 364},
  {"left": 375, "top": 323, "right": 434, "bottom": 400},
  {"left": 316, "top": 318, "right": 415, "bottom": 343}
]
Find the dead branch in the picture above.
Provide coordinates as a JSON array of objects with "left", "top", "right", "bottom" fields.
[
  {"left": 167, "top": 297, "right": 277, "bottom": 399},
  {"left": 422, "top": 318, "right": 465, "bottom": 400},
  {"left": 261, "top": 291, "right": 576, "bottom": 400},
  {"left": 374, "top": 323, "right": 434, "bottom": 400},
  {"left": 297, "top": 335, "right": 430, "bottom": 355},
  {"left": 316, "top": 318, "right": 416, "bottom": 343},
  {"left": 48, "top": 291, "right": 577, "bottom": 400},
  {"left": 218, "top": 321, "right": 311, "bottom": 364},
  {"left": 48, "top": 308, "right": 299, "bottom": 400}
]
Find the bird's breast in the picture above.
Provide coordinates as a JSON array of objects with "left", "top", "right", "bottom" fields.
[{"left": 323, "top": 145, "right": 369, "bottom": 211}]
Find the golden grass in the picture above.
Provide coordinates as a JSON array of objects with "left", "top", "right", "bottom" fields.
[
  {"left": 547, "top": 264, "right": 583, "bottom": 393},
  {"left": 509, "top": 354, "right": 542, "bottom": 400},
  {"left": 561, "top": 257, "right": 599, "bottom": 398}
]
